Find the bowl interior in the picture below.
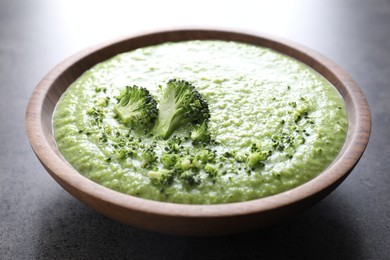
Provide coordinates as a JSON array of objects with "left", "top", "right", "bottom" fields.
[{"left": 26, "top": 29, "right": 371, "bottom": 235}]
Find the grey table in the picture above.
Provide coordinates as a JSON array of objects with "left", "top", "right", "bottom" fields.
[{"left": 1, "top": 0, "right": 389, "bottom": 259}]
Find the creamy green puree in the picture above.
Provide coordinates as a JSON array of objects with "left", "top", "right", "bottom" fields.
[{"left": 53, "top": 40, "right": 347, "bottom": 204}]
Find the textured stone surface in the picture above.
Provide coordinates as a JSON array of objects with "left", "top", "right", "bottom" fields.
[{"left": 1, "top": 0, "right": 389, "bottom": 259}]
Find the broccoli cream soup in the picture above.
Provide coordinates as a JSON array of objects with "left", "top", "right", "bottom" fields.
[{"left": 53, "top": 40, "right": 348, "bottom": 204}]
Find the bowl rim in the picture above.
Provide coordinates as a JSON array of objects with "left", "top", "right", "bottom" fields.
[{"left": 26, "top": 28, "right": 371, "bottom": 219}]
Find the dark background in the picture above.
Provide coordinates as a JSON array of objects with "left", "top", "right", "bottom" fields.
[{"left": 1, "top": 0, "right": 389, "bottom": 259}]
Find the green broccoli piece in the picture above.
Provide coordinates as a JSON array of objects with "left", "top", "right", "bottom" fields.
[
  {"left": 191, "top": 121, "right": 211, "bottom": 144},
  {"left": 204, "top": 163, "right": 218, "bottom": 177},
  {"left": 140, "top": 148, "right": 157, "bottom": 168},
  {"left": 197, "top": 149, "right": 216, "bottom": 164},
  {"left": 164, "top": 138, "right": 181, "bottom": 153},
  {"left": 114, "top": 85, "right": 158, "bottom": 129},
  {"left": 87, "top": 106, "right": 105, "bottom": 126},
  {"left": 115, "top": 147, "right": 134, "bottom": 160},
  {"left": 176, "top": 156, "right": 193, "bottom": 172},
  {"left": 180, "top": 170, "right": 202, "bottom": 186},
  {"left": 246, "top": 153, "right": 266, "bottom": 170},
  {"left": 153, "top": 79, "right": 210, "bottom": 139},
  {"left": 148, "top": 169, "right": 174, "bottom": 185},
  {"left": 160, "top": 153, "right": 179, "bottom": 169}
]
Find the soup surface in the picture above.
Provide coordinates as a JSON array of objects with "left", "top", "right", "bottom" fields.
[{"left": 53, "top": 40, "right": 348, "bottom": 204}]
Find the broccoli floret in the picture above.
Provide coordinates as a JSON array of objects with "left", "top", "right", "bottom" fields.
[
  {"left": 192, "top": 149, "right": 216, "bottom": 169},
  {"left": 246, "top": 153, "right": 266, "bottom": 170},
  {"left": 176, "top": 156, "right": 193, "bottom": 172},
  {"left": 246, "top": 142, "right": 272, "bottom": 169},
  {"left": 191, "top": 121, "right": 211, "bottom": 144},
  {"left": 87, "top": 106, "right": 105, "bottom": 126},
  {"left": 140, "top": 148, "right": 157, "bottom": 168},
  {"left": 115, "top": 147, "right": 134, "bottom": 160},
  {"left": 180, "top": 170, "right": 202, "bottom": 186},
  {"left": 160, "top": 153, "right": 179, "bottom": 169},
  {"left": 114, "top": 86, "right": 158, "bottom": 129},
  {"left": 164, "top": 137, "right": 181, "bottom": 153},
  {"left": 153, "top": 79, "right": 210, "bottom": 139},
  {"left": 148, "top": 169, "right": 174, "bottom": 185},
  {"left": 204, "top": 163, "right": 218, "bottom": 177}
]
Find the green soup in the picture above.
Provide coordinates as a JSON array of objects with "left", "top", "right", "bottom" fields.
[{"left": 53, "top": 40, "right": 348, "bottom": 204}]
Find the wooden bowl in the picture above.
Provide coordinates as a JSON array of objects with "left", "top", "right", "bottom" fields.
[{"left": 26, "top": 29, "right": 371, "bottom": 236}]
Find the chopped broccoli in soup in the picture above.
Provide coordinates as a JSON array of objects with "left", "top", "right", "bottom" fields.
[{"left": 53, "top": 40, "right": 348, "bottom": 204}]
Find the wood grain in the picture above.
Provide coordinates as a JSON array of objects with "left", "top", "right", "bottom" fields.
[{"left": 25, "top": 29, "right": 371, "bottom": 236}]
